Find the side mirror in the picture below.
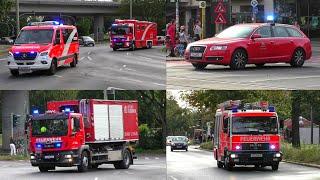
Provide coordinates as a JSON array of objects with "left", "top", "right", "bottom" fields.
[
  {"left": 251, "top": 34, "right": 262, "bottom": 39},
  {"left": 54, "top": 38, "right": 60, "bottom": 45}
]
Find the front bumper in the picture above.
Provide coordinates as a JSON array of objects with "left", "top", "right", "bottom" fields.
[
  {"left": 185, "top": 48, "right": 232, "bottom": 65},
  {"left": 110, "top": 41, "right": 131, "bottom": 48},
  {"left": 30, "top": 150, "right": 80, "bottom": 167},
  {"left": 7, "top": 55, "right": 52, "bottom": 71},
  {"left": 228, "top": 151, "right": 282, "bottom": 166},
  {"left": 171, "top": 144, "right": 188, "bottom": 150}
]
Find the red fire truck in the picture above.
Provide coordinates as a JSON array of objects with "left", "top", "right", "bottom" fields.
[
  {"left": 110, "top": 19, "right": 157, "bottom": 51},
  {"left": 8, "top": 21, "right": 79, "bottom": 76},
  {"left": 28, "top": 99, "right": 139, "bottom": 172},
  {"left": 213, "top": 100, "right": 282, "bottom": 171}
]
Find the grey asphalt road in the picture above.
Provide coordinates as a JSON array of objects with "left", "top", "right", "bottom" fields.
[
  {"left": 0, "top": 44, "right": 165, "bottom": 90},
  {"left": 167, "top": 145, "right": 320, "bottom": 180},
  {"left": 167, "top": 41, "right": 320, "bottom": 90},
  {"left": 0, "top": 154, "right": 165, "bottom": 180}
]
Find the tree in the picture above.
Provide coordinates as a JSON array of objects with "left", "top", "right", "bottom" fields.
[
  {"left": 0, "top": 0, "right": 14, "bottom": 22},
  {"left": 76, "top": 17, "right": 93, "bottom": 36},
  {"left": 291, "top": 90, "right": 301, "bottom": 148}
]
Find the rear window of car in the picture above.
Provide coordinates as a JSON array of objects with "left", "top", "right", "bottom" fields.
[{"left": 286, "top": 27, "right": 303, "bottom": 37}]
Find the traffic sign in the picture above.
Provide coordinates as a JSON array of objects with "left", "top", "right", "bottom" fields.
[
  {"left": 214, "top": 2, "right": 226, "bottom": 13},
  {"left": 215, "top": 13, "right": 227, "bottom": 24},
  {"left": 253, "top": 6, "right": 259, "bottom": 14},
  {"left": 199, "top": 1, "right": 206, "bottom": 9},
  {"left": 251, "top": 0, "right": 258, "bottom": 7}
]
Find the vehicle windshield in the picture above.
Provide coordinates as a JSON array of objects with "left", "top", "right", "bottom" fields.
[
  {"left": 83, "top": 36, "right": 93, "bottom": 41},
  {"left": 15, "top": 29, "right": 54, "bottom": 44},
  {"left": 111, "top": 26, "right": 131, "bottom": 35},
  {"left": 216, "top": 25, "right": 255, "bottom": 38},
  {"left": 32, "top": 118, "right": 68, "bottom": 137},
  {"left": 172, "top": 136, "right": 187, "bottom": 142},
  {"left": 232, "top": 116, "right": 278, "bottom": 134}
]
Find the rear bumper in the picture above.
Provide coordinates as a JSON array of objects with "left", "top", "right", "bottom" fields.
[
  {"left": 30, "top": 150, "right": 80, "bottom": 167},
  {"left": 229, "top": 151, "right": 282, "bottom": 165}
]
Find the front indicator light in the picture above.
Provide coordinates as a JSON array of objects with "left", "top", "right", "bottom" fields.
[{"left": 210, "top": 45, "right": 227, "bottom": 51}]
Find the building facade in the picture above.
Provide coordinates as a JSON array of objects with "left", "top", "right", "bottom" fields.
[{"left": 166, "top": 0, "right": 320, "bottom": 38}]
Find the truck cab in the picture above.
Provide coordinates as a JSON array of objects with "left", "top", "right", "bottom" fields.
[{"left": 214, "top": 100, "right": 282, "bottom": 171}]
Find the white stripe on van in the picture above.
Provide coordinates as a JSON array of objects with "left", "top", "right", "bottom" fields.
[
  {"left": 141, "top": 24, "right": 154, "bottom": 40},
  {"left": 62, "top": 28, "right": 77, "bottom": 57}
]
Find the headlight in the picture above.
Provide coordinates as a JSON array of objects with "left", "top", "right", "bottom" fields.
[
  {"left": 30, "top": 155, "right": 35, "bottom": 160},
  {"left": 8, "top": 52, "right": 13, "bottom": 57},
  {"left": 40, "top": 51, "right": 49, "bottom": 56},
  {"left": 275, "top": 153, "right": 281, "bottom": 158},
  {"left": 171, "top": 143, "right": 175, "bottom": 146},
  {"left": 210, "top": 45, "right": 227, "bottom": 51},
  {"left": 65, "top": 155, "right": 72, "bottom": 159},
  {"left": 230, "top": 154, "right": 236, "bottom": 158}
]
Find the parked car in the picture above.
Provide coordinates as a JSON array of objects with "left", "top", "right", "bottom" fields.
[
  {"left": 0, "top": 37, "right": 14, "bottom": 45},
  {"left": 170, "top": 136, "right": 188, "bottom": 151},
  {"left": 185, "top": 23, "right": 312, "bottom": 70},
  {"left": 79, "top": 36, "right": 95, "bottom": 47}
]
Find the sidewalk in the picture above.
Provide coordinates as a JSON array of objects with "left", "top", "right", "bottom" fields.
[{"left": 282, "top": 159, "right": 320, "bottom": 169}]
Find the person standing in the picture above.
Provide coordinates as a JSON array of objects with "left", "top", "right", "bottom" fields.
[
  {"left": 193, "top": 20, "right": 202, "bottom": 41},
  {"left": 10, "top": 137, "right": 16, "bottom": 156},
  {"left": 167, "top": 19, "right": 176, "bottom": 57},
  {"left": 178, "top": 26, "right": 189, "bottom": 56}
]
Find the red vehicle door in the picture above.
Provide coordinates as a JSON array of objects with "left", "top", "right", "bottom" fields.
[
  {"left": 248, "top": 26, "right": 275, "bottom": 63},
  {"left": 50, "top": 28, "right": 63, "bottom": 62},
  {"left": 271, "top": 26, "right": 295, "bottom": 61},
  {"left": 61, "top": 28, "right": 78, "bottom": 65},
  {"left": 69, "top": 114, "right": 85, "bottom": 148}
]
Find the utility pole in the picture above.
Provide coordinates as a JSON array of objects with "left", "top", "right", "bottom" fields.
[
  {"left": 130, "top": 0, "right": 133, "bottom": 19},
  {"left": 176, "top": 0, "right": 179, "bottom": 33},
  {"left": 311, "top": 105, "right": 313, "bottom": 144},
  {"left": 16, "top": 0, "right": 20, "bottom": 35}
]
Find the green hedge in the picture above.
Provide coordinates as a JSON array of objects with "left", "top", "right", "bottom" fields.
[
  {"left": 281, "top": 142, "right": 320, "bottom": 165},
  {"left": 200, "top": 141, "right": 213, "bottom": 150}
]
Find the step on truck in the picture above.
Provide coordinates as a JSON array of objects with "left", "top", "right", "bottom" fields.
[
  {"left": 213, "top": 100, "right": 282, "bottom": 171},
  {"left": 110, "top": 19, "right": 157, "bottom": 51},
  {"left": 29, "top": 99, "right": 139, "bottom": 172}
]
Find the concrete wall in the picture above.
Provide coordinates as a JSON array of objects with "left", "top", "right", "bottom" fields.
[
  {"left": 1, "top": 91, "right": 29, "bottom": 151},
  {"left": 300, "top": 127, "right": 320, "bottom": 144}
]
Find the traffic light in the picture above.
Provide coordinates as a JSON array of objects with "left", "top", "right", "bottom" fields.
[{"left": 12, "top": 114, "right": 20, "bottom": 128}]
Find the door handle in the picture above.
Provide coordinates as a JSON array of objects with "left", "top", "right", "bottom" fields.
[{"left": 270, "top": 41, "right": 275, "bottom": 44}]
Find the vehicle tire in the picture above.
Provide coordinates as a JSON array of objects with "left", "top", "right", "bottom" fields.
[
  {"left": 10, "top": 70, "right": 19, "bottom": 77},
  {"left": 192, "top": 63, "right": 207, "bottom": 70},
  {"left": 290, "top": 48, "right": 305, "bottom": 67},
  {"left": 254, "top": 165, "right": 260, "bottom": 169},
  {"left": 224, "top": 156, "right": 233, "bottom": 171},
  {"left": 114, "top": 149, "right": 131, "bottom": 169},
  {"left": 39, "top": 166, "right": 54, "bottom": 172},
  {"left": 78, "top": 151, "right": 89, "bottom": 172},
  {"left": 70, "top": 55, "right": 77, "bottom": 68},
  {"left": 47, "top": 58, "right": 57, "bottom": 75},
  {"left": 186, "top": 148, "right": 188, "bottom": 152},
  {"left": 230, "top": 49, "right": 248, "bottom": 70},
  {"left": 147, "top": 42, "right": 152, "bottom": 49},
  {"left": 113, "top": 47, "right": 118, "bottom": 51},
  {"left": 90, "top": 43, "right": 95, "bottom": 47},
  {"left": 271, "top": 163, "right": 279, "bottom": 171},
  {"left": 91, "top": 164, "right": 99, "bottom": 169},
  {"left": 217, "top": 160, "right": 223, "bottom": 168},
  {"left": 171, "top": 148, "right": 173, "bottom": 152},
  {"left": 130, "top": 42, "right": 136, "bottom": 51},
  {"left": 255, "top": 63, "right": 265, "bottom": 68}
]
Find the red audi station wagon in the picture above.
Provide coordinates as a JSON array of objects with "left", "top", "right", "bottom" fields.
[{"left": 185, "top": 23, "right": 312, "bottom": 70}]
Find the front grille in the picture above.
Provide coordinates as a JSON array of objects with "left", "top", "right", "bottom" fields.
[
  {"left": 190, "top": 46, "right": 206, "bottom": 60},
  {"left": 242, "top": 143, "right": 269, "bottom": 151},
  {"left": 14, "top": 52, "right": 37, "bottom": 60}
]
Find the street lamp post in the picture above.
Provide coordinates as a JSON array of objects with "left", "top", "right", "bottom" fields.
[
  {"left": 176, "top": 0, "right": 179, "bottom": 33},
  {"left": 16, "top": 0, "right": 20, "bottom": 36},
  {"left": 130, "top": 0, "right": 133, "bottom": 19}
]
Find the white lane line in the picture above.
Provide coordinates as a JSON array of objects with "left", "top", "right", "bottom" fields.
[
  {"left": 88, "top": 51, "right": 91, "bottom": 55},
  {"left": 153, "top": 83, "right": 166, "bottom": 87},
  {"left": 54, "top": 75, "right": 63, "bottom": 78},
  {"left": 80, "top": 57, "right": 85, "bottom": 61},
  {"left": 94, "top": 177, "right": 98, "bottom": 180},
  {"left": 248, "top": 75, "right": 320, "bottom": 83},
  {"left": 155, "top": 157, "right": 159, "bottom": 160},
  {"left": 137, "top": 56, "right": 153, "bottom": 60},
  {"left": 106, "top": 87, "right": 125, "bottom": 90},
  {"left": 145, "top": 157, "right": 150, "bottom": 160},
  {"left": 0, "top": 58, "right": 7, "bottom": 61},
  {"left": 87, "top": 56, "right": 93, "bottom": 61},
  {"left": 169, "top": 176, "right": 179, "bottom": 180}
]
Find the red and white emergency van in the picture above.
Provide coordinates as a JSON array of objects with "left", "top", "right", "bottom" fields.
[
  {"left": 110, "top": 19, "right": 157, "bottom": 51},
  {"left": 28, "top": 99, "right": 139, "bottom": 172},
  {"left": 213, "top": 100, "right": 282, "bottom": 171},
  {"left": 8, "top": 21, "right": 79, "bottom": 76}
]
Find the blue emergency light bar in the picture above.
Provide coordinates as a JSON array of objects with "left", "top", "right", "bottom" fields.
[
  {"left": 28, "top": 21, "right": 62, "bottom": 26},
  {"left": 267, "top": 15, "right": 274, "bottom": 21}
]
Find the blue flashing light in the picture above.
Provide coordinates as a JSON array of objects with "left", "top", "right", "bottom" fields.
[
  {"left": 15, "top": 52, "right": 20, "bottom": 54},
  {"left": 53, "top": 21, "right": 60, "bottom": 25},
  {"left": 36, "top": 143, "right": 42, "bottom": 149},
  {"left": 30, "top": 51, "right": 35, "bottom": 54},
  {"left": 33, "top": 109, "right": 39, "bottom": 114},
  {"left": 55, "top": 142, "right": 62, "bottom": 148},
  {"left": 64, "top": 107, "right": 71, "bottom": 112},
  {"left": 267, "top": 15, "right": 274, "bottom": 21},
  {"left": 268, "top": 106, "right": 275, "bottom": 112},
  {"left": 112, "top": 24, "right": 117, "bottom": 27},
  {"left": 232, "top": 106, "right": 238, "bottom": 113}
]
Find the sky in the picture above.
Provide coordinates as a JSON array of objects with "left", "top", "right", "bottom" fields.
[{"left": 168, "top": 90, "right": 190, "bottom": 108}]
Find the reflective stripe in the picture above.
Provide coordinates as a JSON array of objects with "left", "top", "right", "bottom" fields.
[
  {"left": 62, "top": 28, "right": 77, "bottom": 57},
  {"left": 141, "top": 24, "right": 154, "bottom": 40}
]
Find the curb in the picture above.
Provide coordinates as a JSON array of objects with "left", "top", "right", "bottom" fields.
[
  {"left": 166, "top": 58, "right": 185, "bottom": 62},
  {"left": 282, "top": 160, "right": 320, "bottom": 169}
]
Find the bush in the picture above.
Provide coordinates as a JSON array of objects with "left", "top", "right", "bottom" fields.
[
  {"left": 138, "top": 124, "right": 163, "bottom": 150},
  {"left": 281, "top": 141, "right": 320, "bottom": 165},
  {"left": 200, "top": 141, "right": 213, "bottom": 150}
]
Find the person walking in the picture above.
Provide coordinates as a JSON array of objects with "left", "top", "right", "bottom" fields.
[
  {"left": 193, "top": 20, "right": 202, "bottom": 41},
  {"left": 177, "top": 26, "right": 189, "bottom": 56},
  {"left": 10, "top": 137, "right": 16, "bottom": 156},
  {"left": 167, "top": 19, "right": 176, "bottom": 57}
]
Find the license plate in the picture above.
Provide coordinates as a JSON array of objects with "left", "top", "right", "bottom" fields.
[
  {"left": 44, "top": 155, "right": 54, "bottom": 159},
  {"left": 251, "top": 154, "right": 263, "bottom": 158},
  {"left": 18, "top": 67, "right": 31, "bottom": 73},
  {"left": 116, "top": 43, "right": 123, "bottom": 46},
  {"left": 191, "top": 53, "right": 203, "bottom": 57},
  {"left": 177, "top": 146, "right": 182, "bottom": 148}
]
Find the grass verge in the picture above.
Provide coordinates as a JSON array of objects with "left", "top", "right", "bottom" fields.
[
  {"left": 0, "top": 154, "right": 29, "bottom": 161},
  {"left": 200, "top": 141, "right": 213, "bottom": 150},
  {"left": 135, "top": 147, "right": 165, "bottom": 155},
  {"left": 0, "top": 45, "right": 10, "bottom": 57},
  {"left": 281, "top": 141, "right": 320, "bottom": 165}
]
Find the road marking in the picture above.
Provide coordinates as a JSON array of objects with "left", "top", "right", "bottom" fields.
[
  {"left": 87, "top": 56, "right": 93, "bottom": 61},
  {"left": 248, "top": 75, "right": 320, "bottom": 83},
  {"left": 138, "top": 56, "right": 153, "bottom": 60},
  {"left": 54, "top": 75, "right": 63, "bottom": 78},
  {"left": 0, "top": 58, "right": 7, "bottom": 61},
  {"left": 145, "top": 157, "right": 150, "bottom": 160},
  {"left": 88, "top": 51, "right": 91, "bottom": 55},
  {"left": 169, "top": 176, "right": 179, "bottom": 180},
  {"left": 153, "top": 83, "right": 166, "bottom": 87},
  {"left": 106, "top": 87, "right": 125, "bottom": 90},
  {"left": 80, "top": 57, "right": 85, "bottom": 61},
  {"left": 94, "top": 177, "right": 98, "bottom": 180}
]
